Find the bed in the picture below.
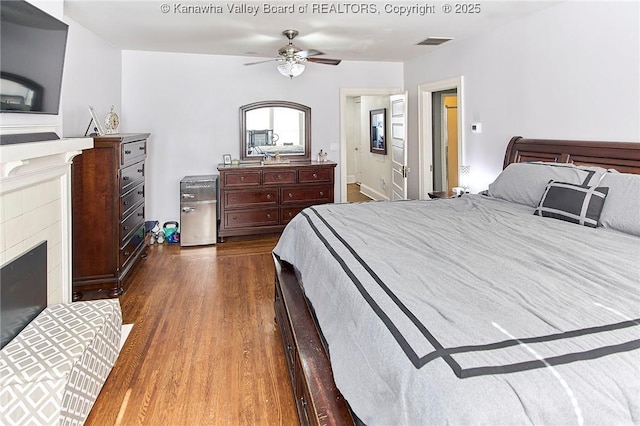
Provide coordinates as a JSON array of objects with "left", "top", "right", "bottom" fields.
[{"left": 272, "top": 136, "right": 640, "bottom": 425}]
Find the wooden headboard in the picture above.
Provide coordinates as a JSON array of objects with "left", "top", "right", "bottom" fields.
[{"left": 504, "top": 136, "right": 640, "bottom": 174}]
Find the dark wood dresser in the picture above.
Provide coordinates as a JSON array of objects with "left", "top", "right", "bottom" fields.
[
  {"left": 217, "top": 161, "right": 336, "bottom": 240},
  {"left": 71, "top": 133, "right": 150, "bottom": 300}
]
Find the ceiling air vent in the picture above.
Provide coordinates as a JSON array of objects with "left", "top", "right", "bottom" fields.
[{"left": 417, "top": 37, "right": 453, "bottom": 46}]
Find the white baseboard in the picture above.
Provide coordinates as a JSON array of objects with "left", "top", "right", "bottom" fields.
[{"left": 359, "top": 184, "right": 389, "bottom": 201}]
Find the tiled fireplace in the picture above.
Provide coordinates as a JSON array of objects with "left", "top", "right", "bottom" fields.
[{"left": 0, "top": 127, "right": 92, "bottom": 304}]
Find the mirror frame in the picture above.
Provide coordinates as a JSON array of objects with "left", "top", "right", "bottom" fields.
[{"left": 240, "top": 100, "right": 311, "bottom": 162}]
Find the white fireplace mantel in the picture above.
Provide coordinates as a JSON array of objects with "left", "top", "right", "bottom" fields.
[{"left": 0, "top": 132, "right": 93, "bottom": 304}]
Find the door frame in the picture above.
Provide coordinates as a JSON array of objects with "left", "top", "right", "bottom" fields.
[
  {"left": 339, "top": 87, "right": 402, "bottom": 203},
  {"left": 417, "top": 76, "right": 465, "bottom": 199}
]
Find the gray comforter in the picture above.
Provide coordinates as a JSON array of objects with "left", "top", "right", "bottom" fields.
[{"left": 273, "top": 195, "right": 640, "bottom": 425}]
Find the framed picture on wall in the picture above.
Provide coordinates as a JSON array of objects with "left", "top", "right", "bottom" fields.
[{"left": 370, "top": 108, "right": 386, "bottom": 155}]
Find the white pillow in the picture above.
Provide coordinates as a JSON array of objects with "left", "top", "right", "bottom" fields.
[
  {"left": 487, "top": 162, "right": 607, "bottom": 207},
  {"left": 598, "top": 172, "right": 640, "bottom": 236}
]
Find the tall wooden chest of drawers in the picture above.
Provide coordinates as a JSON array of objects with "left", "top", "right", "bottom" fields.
[
  {"left": 71, "top": 133, "right": 150, "bottom": 300},
  {"left": 217, "top": 161, "right": 336, "bottom": 240}
]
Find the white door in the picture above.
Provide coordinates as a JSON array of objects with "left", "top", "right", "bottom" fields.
[{"left": 390, "top": 92, "right": 408, "bottom": 200}]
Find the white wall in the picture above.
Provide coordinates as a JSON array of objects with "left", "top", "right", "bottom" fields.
[
  {"left": 61, "top": 16, "right": 122, "bottom": 137},
  {"left": 404, "top": 1, "right": 640, "bottom": 196},
  {"left": 345, "top": 97, "right": 360, "bottom": 184},
  {"left": 121, "top": 51, "right": 402, "bottom": 225}
]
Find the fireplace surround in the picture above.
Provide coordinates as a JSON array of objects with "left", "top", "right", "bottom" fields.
[{"left": 0, "top": 126, "right": 92, "bottom": 304}]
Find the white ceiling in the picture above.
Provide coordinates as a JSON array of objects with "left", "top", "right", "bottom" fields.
[{"left": 64, "top": 1, "right": 559, "bottom": 63}]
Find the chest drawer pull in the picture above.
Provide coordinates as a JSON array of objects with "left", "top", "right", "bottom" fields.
[
  {"left": 138, "top": 190, "right": 144, "bottom": 195},
  {"left": 319, "top": 191, "right": 324, "bottom": 197},
  {"left": 313, "top": 173, "right": 318, "bottom": 178},
  {"left": 124, "top": 150, "right": 131, "bottom": 155},
  {"left": 240, "top": 176, "right": 245, "bottom": 182},
  {"left": 123, "top": 201, "right": 130, "bottom": 206},
  {"left": 138, "top": 168, "right": 144, "bottom": 173},
  {"left": 266, "top": 213, "right": 272, "bottom": 219},
  {"left": 288, "top": 193, "right": 293, "bottom": 198},
  {"left": 266, "top": 194, "right": 272, "bottom": 200},
  {"left": 123, "top": 176, "right": 130, "bottom": 181}
]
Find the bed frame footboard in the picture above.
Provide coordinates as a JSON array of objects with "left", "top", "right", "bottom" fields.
[{"left": 273, "top": 254, "right": 354, "bottom": 426}]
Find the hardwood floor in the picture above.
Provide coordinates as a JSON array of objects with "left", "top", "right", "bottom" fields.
[
  {"left": 347, "top": 183, "right": 372, "bottom": 203},
  {"left": 85, "top": 235, "right": 298, "bottom": 425}
]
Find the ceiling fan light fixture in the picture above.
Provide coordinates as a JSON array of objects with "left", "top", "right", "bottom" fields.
[{"left": 278, "top": 61, "right": 305, "bottom": 78}]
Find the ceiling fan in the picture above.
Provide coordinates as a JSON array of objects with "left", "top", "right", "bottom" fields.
[{"left": 244, "top": 29, "right": 342, "bottom": 78}]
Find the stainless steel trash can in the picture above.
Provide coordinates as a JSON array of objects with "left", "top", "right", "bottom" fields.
[{"left": 179, "top": 175, "right": 218, "bottom": 246}]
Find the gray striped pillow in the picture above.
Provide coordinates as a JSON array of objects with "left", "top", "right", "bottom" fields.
[{"left": 534, "top": 181, "right": 609, "bottom": 228}]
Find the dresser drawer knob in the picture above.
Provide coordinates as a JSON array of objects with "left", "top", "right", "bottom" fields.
[
  {"left": 313, "top": 173, "right": 318, "bottom": 178},
  {"left": 123, "top": 201, "right": 130, "bottom": 206},
  {"left": 277, "top": 174, "right": 282, "bottom": 179},
  {"left": 288, "top": 212, "right": 293, "bottom": 217},
  {"left": 240, "top": 176, "right": 245, "bottom": 181},
  {"left": 124, "top": 150, "right": 131, "bottom": 155},
  {"left": 266, "top": 213, "right": 272, "bottom": 219},
  {"left": 124, "top": 251, "right": 130, "bottom": 256},
  {"left": 137, "top": 168, "right": 144, "bottom": 173},
  {"left": 123, "top": 176, "right": 130, "bottom": 181},
  {"left": 288, "top": 193, "right": 293, "bottom": 198},
  {"left": 138, "top": 212, "right": 143, "bottom": 217},
  {"left": 123, "top": 226, "right": 130, "bottom": 231},
  {"left": 232, "top": 195, "right": 237, "bottom": 200},
  {"left": 138, "top": 190, "right": 144, "bottom": 195},
  {"left": 266, "top": 194, "right": 272, "bottom": 200},
  {"left": 319, "top": 191, "right": 324, "bottom": 196},
  {"left": 139, "top": 146, "right": 145, "bottom": 151},
  {"left": 233, "top": 216, "right": 237, "bottom": 220}
]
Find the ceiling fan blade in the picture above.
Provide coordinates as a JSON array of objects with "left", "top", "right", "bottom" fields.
[
  {"left": 297, "top": 49, "right": 323, "bottom": 58},
  {"left": 308, "top": 57, "right": 342, "bottom": 66},
  {"left": 244, "top": 58, "right": 278, "bottom": 66}
]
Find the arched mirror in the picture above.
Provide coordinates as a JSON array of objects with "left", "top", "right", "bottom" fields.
[{"left": 240, "top": 101, "right": 311, "bottom": 162}]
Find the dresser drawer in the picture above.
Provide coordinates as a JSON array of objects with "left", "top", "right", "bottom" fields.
[
  {"left": 224, "top": 208, "right": 279, "bottom": 228},
  {"left": 121, "top": 161, "right": 145, "bottom": 192},
  {"left": 119, "top": 224, "right": 145, "bottom": 269},
  {"left": 264, "top": 170, "right": 296, "bottom": 185},
  {"left": 223, "top": 171, "right": 261, "bottom": 187},
  {"left": 281, "top": 206, "right": 306, "bottom": 224},
  {"left": 121, "top": 139, "right": 146, "bottom": 166},
  {"left": 120, "top": 203, "right": 145, "bottom": 243},
  {"left": 299, "top": 168, "right": 332, "bottom": 183},
  {"left": 225, "top": 189, "right": 278, "bottom": 207},
  {"left": 121, "top": 183, "right": 144, "bottom": 219},
  {"left": 281, "top": 186, "right": 332, "bottom": 204}
]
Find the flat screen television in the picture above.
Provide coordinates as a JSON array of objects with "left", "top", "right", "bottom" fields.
[{"left": 0, "top": 0, "right": 69, "bottom": 114}]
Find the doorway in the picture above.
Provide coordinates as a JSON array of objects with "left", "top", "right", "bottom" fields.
[
  {"left": 432, "top": 89, "right": 458, "bottom": 192},
  {"left": 417, "top": 77, "right": 465, "bottom": 198},
  {"left": 339, "top": 88, "right": 405, "bottom": 203}
]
